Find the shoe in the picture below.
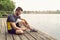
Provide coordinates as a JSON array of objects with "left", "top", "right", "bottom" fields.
[{"left": 30, "top": 29, "right": 38, "bottom": 32}]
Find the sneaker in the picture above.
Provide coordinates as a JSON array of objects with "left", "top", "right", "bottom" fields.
[{"left": 30, "top": 29, "right": 38, "bottom": 32}]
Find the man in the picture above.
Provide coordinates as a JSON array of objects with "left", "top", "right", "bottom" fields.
[{"left": 7, "top": 7, "right": 37, "bottom": 34}]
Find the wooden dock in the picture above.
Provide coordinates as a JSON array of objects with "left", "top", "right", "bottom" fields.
[{"left": 0, "top": 18, "right": 56, "bottom": 40}]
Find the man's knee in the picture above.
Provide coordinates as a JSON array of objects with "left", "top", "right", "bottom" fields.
[
  {"left": 16, "top": 30, "right": 24, "bottom": 34},
  {"left": 21, "top": 20, "right": 25, "bottom": 24}
]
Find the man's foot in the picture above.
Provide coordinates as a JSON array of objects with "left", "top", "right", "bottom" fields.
[{"left": 30, "top": 29, "right": 38, "bottom": 32}]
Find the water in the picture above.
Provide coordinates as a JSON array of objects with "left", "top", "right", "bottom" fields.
[{"left": 21, "top": 14, "right": 60, "bottom": 40}]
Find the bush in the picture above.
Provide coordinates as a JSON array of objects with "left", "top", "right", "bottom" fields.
[{"left": 0, "top": 11, "right": 12, "bottom": 18}]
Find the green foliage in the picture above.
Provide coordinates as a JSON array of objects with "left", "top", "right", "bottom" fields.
[
  {"left": 0, "top": 12, "right": 2, "bottom": 17},
  {"left": 0, "top": 0, "right": 15, "bottom": 11},
  {"left": 0, "top": 11, "right": 13, "bottom": 17},
  {"left": 0, "top": 0, "right": 15, "bottom": 17}
]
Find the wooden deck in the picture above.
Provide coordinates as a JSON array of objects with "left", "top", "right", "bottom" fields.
[{"left": 0, "top": 18, "right": 56, "bottom": 40}]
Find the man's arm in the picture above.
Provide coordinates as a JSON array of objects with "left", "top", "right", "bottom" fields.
[{"left": 10, "top": 22, "right": 21, "bottom": 30}]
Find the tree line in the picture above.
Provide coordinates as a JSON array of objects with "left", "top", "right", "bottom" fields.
[{"left": 0, "top": 0, "right": 15, "bottom": 17}]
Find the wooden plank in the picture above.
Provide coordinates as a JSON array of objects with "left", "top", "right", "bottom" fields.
[
  {"left": 1, "top": 18, "right": 5, "bottom": 33},
  {"left": 31, "top": 31, "right": 50, "bottom": 40},
  {"left": 26, "top": 30, "right": 50, "bottom": 40},
  {"left": 24, "top": 31, "right": 36, "bottom": 40},
  {"left": 0, "top": 34, "right": 5, "bottom": 40},
  {"left": 26, "top": 30, "right": 56, "bottom": 40},
  {"left": 13, "top": 34, "right": 21, "bottom": 40},
  {"left": 0, "top": 18, "right": 6, "bottom": 40},
  {"left": 38, "top": 31, "right": 56, "bottom": 40},
  {"left": 19, "top": 34, "right": 29, "bottom": 40},
  {"left": 33, "top": 31, "right": 48, "bottom": 40},
  {"left": 7, "top": 34, "right": 13, "bottom": 40},
  {"left": 26, "top": 31, "right": 43, "bottom": 40},
  {"left": 31, "top": 32, "right": 46, "bottom": 40}
]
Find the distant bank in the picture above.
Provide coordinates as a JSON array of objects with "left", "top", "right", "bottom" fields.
[
  {"left": 23, "top": 10, "right": 60, "bottom": 14},
  {"left": 0, "top": 10, "right": 60, "bottom": 17}
]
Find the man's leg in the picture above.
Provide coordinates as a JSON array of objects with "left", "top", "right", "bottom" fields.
[
  {"left": 16, "top": 29, "right": 23, "bottom": 34},
  {"left": 19, "top": 19, "right": 32, "bottom": 30},
  {"left": 15, "top": 27, "right": 27, "bottom": 34}
]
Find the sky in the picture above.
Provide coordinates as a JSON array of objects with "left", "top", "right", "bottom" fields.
[{"left": 12, "top": 0, "right": 60, "bottom": 11}]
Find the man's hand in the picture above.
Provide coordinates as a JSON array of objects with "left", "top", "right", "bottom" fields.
[{"left": 10, "top": 22, "right": 21, "bottom": 30}]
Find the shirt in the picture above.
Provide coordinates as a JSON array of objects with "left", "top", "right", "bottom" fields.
[{"left": 7, "top": 14, "right": 20, "bottom": 30}]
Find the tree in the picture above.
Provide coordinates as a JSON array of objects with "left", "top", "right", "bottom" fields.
[
  {"left": 0, "top": 0, "right": 15, "bottom": 17},
  {"left": 0, "top": 0, "right": 15, "bottom": 11}
]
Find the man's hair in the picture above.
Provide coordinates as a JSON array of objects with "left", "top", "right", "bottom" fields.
[{"left": 16, "top": 7, "right": 23, "bottom": 11}]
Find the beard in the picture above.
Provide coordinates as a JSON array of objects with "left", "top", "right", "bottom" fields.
[{"left": 16, "top": 13, "right": 19, "bottom": 16}]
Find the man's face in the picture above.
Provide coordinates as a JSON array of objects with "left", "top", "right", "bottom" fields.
[{"left": 16, "top": 10, "right": 22, "bottom": 16}]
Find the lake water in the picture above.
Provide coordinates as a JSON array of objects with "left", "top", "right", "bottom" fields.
[{"left": 21, "top": 14, "right": 60, "bottom": 40}]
